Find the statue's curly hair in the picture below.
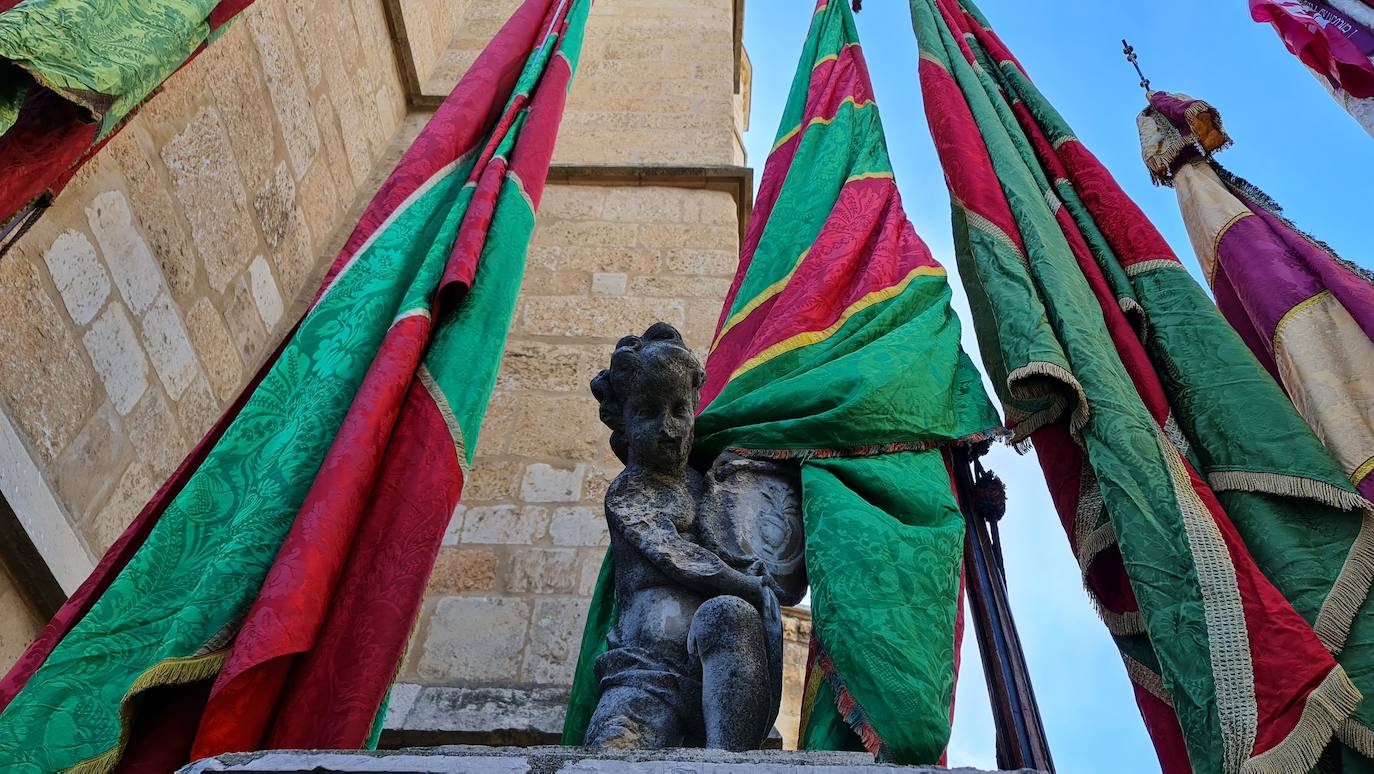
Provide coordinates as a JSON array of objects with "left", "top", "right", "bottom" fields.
[{"left": 590, "top": 322, "right": 703, "bottom": 463}]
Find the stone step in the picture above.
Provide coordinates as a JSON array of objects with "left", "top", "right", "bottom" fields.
[{"left": 180, "top": 745, "right": 1042, "bottom": 774}]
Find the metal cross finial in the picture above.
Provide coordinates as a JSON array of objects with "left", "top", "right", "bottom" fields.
[{"left": 1122, "top": 39, "right": 1151, "bottom": 93}]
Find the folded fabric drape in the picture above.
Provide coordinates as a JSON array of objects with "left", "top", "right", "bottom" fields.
[
  {"left": 0, "top": 0, "right": 259, "bottom": 227},
  {"left": 1252, "top": 0, "right": 1374, "bottom": 137},
  {"left": 1140, "top": 91, "right": 1374, "bottom": 769},
  {"left": 0, "top": 1, "right": 590, "bottom": 771},
  {"left": 911, "top": 0, "right": 1374, "bottom": 771}
]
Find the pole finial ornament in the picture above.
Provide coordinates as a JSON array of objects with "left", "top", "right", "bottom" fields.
[{"left": 1122, "top": 39, "right": 1151, "bottom": 95}]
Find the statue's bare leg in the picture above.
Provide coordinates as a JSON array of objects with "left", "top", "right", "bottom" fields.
[{"left": 689, "top": 595, "right": 770, "bottom": 751}]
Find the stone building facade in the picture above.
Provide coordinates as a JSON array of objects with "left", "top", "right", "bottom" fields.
[{"left": 0, "top": 0, "right": 814, "bottom": 751}]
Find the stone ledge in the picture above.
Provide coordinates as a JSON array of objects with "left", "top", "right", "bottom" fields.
[
  {"left": 181, "top": 745, "right": 1040, "bottom": 774},
  {"left": 381, "top": 685, "right": 570, "bottom": 748}
]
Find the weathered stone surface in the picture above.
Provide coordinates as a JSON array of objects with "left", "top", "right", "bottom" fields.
[
  {"left": 181, "top": 746, "right": 1035, "bottom": 773},
  {"left": 83, "top": 303, "right": 149, "bottom": 416},
  {"left": 429, "top": 549, "right": 500, "bottom": 595},
  {"left": 508, "top": 548, "right": 578, "bottom": 594},
  {"left": 43, "top": 230, "right": 111, "bottom": 325},
  {"left": 385, "top": 685, "right": 570, "bottom": 743},
  {"left": 160, "top": 106, "right": 256, "bottom": 293},
  {"left": 496, "top": 341, "right": 602, "bottom": 394},
  {"left": 418, "top": 597, "right": 531, "bottom": 681},
  {"left": 590, "top": 272, "right": 627, "bottom": 297},
  {"left": 104, "top": 130, "right": 200, "bottom": 300},
  {"left": 178, "top": 375, "right": 222, "bottom": 440},
  {"left": 248, "top": 3, "right": 320, "bottom": 180},
  {"left": 86, "top": 190, "right": 165, "bottom": 314},
  {"left": 0, "top": 566, "right": 42, "bottom": 675},
  {"left": 578, "top": 551, "right": 604, "bottom": 596},
  {"left": 656, "top": 248, "right": 738, "bottom": 277},
  {"left": 520, "top": 463, "right": 585, "bottom": 504},
  {"left": 141, "top": 294, "right": 200, "bottom": 399},
  {"left": 460, "top": 505, "right": 548, "bottom": 546},
  {"left": 54, "top": 403, "right": 130, "bottom": 522},
  {"left": 0, "top": 257, "right": 96, "bottom": 460},
  {"left": 184, "top": 299, "right": 245, "bottom": 403},
  {"left": 283, "top": 0, "right": 324, "bottom": 89},
  {"left": 522, "top": 597, "right": 589, "bottom": 684},
  {"left": 205, "top": 25, "right": 280, "bottom": 196},
  {"left": 224, "top": 273, "right": 270, "bottom": 365},
  {"left": 549, "top": 507, "right": 607, "bottom": 548},
  {"left": 521, "top": 297, "right": 686, "bottom": 339},
  {"left": 462, "top": 460, "right": 521, "bottom": 503},
  {"left": 320, "top": 42, "right": 372, "bottom": 187},
  {"left": 126, "top": 390, "right": 187, "bottom": 480},
  {"left": 254, "top": 162, "right": 316, "bottom": 303},
  {"left": 86, "top": 462, "right": 153, "bottom": 555},
  {"left": 295, "top": 153, "right": 342, "bottom": 255},
  {"left": 247, "top": 255, "right": 285, "bottom": 328}
]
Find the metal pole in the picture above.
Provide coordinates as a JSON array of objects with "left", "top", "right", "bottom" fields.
[{"left": 952, "top": 446, "right": 1055, "bottom": 772}]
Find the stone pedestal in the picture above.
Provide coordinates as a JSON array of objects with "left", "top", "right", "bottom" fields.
[{"left": 180, "top": 746, "right": 1041, "bottom": 774}]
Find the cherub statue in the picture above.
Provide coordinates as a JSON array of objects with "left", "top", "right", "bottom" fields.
[{"left": 584, "top": 322, "right": 806, "bottom": 751}]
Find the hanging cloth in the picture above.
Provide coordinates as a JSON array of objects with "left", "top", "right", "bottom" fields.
[
  {"left": 0, "top": 0, "right": 591, "bottom": 771},
  {"left": 0, "top": 0, "right": 258, "bottom": 227},
  {"left": 910, "top": 0, "right": 1374, "bottom": 771},
  {"left": 1139, "top": 92, "right": 1374, "bottom": 503},
  {"left": 1139, "top": 91, "right": 1374, "bottom": 764},
  {"left": 564, "top": 1, "right": 1001, "bottom": 763},
  {"left": 1251, "top": 0, "right": 1374, "bottom": 137}
]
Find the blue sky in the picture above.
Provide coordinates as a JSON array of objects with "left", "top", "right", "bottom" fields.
[{"left": 740, "top": 1, "right": 1374, "bottom": 771}]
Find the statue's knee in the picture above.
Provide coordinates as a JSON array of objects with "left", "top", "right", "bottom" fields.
[{"left": 689, "top": 595, "right": 760, "bottom": 658}]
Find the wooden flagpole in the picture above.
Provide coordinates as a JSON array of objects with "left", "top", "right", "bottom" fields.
[{"left": 952, "top": 446, "right": 1055, "bottom": 772}]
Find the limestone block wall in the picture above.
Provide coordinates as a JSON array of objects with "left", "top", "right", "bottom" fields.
[
  {"left": 428, "top": 0, "right": 745, "bottom": 166},
  {"left": 0, "top": 0, "right": 412, "bottom": 672}
]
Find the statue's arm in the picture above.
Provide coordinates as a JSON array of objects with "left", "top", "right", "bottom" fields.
[{"left": 609, "top": 493, "right": 762, "bottom": 603}]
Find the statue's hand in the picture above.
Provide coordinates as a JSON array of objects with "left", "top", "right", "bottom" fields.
[{"left": 743, "top": 561, "right": 785, "bottom": 610}]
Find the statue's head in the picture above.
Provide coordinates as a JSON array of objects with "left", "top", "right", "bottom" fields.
[{"left": 591, "top": 322, "right": 704, "bottom": 473}]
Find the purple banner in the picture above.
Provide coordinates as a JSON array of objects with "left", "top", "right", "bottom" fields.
[{"left": 1302, "top": 0, "right": 1374, "bottom": 56}]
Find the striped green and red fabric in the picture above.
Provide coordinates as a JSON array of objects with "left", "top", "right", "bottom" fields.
[
  {"left": 0, "top": 0, "right": 260, "bottom": 227},
  {"left": 912, "top": 0, "right": 1374, "bottom": 771},
  {"left": 0, "top": 1, "right": 589, "bottom": 771},
  {"left": 565, "top": 1, "right": 1000, "bottom": 763}
]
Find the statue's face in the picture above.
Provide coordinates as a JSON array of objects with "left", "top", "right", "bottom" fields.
[{"left": 622, "top": 346, "right": 698, "bottom": 474}]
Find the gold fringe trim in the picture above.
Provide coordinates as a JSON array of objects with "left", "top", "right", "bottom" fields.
[
  {"left": 1076, "top": 522, "right": 1116, "bottom": 575},
  {"left": 417, "top": 364, "right": 471, "bottom": 475},
  {"left": 1093, "top": 597, "right": 1147, "bottom": 637},
  {"left": 1124, "top": 258, "right": 1184, "bottom": 277},
  {"left": 1123, "top": 654, "right": 1174, "bottom": 709},
  {"left": 1206, "top": 470, "right": 1373, "bottom": 514},
  {"left": 64, "top": 649, "right": 228, "bottom": 774},
  {"left": 1239, "top": 666, "right": 1363, "bottom": 774},
  {"left": 1314, "top": 511, "right": 1374, "bottom": 655},
  {"left": 1006, "top": 361, "right": 1089, "bottom": 442},
  {"left": 1338, "top": 717, "right": 1374, "bottom": 759}
]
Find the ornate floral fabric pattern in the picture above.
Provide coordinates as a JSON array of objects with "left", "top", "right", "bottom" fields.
[
  {"left": 0, "top": 0, "right": 255, "bottom": 225},
  {"left": 913, "top": 1, "right": 1374, "bottom": 772},
  {"left": 1141, "top": 91, "right": 1374, "bottom": 763},
  {"left": 565, "top": 1, "right": 1000, "bottom": 764},
  {"left": 0, "top": 1, "right": 591, "bottom": 771}
]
